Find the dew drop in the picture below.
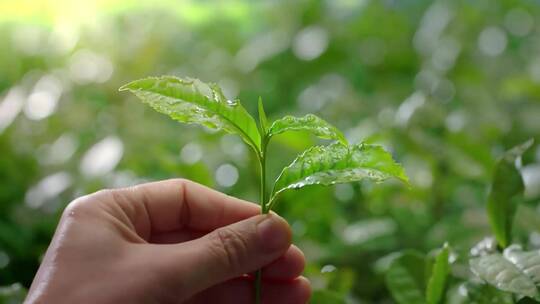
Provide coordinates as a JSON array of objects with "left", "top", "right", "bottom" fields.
[
  {"left": 321, "top": 264, "right": 337, "bottom": 273},
  {"left": 226, "top": 99, "right": 238, "bottom": 106}
]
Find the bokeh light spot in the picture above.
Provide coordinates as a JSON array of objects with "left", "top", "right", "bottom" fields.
[
  {"left": 215, "top": 163, "right": 239, "bottom": 187},
  {"left": 25, "top": 172, "right": 72, "bottom": 209},
  {"left": 69, "top": 50, "right": 114, "bottom": 84},
  {"left": 478, "top": 26, "right": 507, "bottom": 57},
  {"left": 0, "top": 251, "right": 9, "bottom": 269},
  {"left": 180, "top": 142, "right": 203, "bottom": 165},
  {"left": 0, "top": 87, "right": 25, "bottom": 133},
  {"left": 80, "top": 136, "right": 124, "bottom": 177},
  {"left": 504, "top": 8, "right": 534, "bottom": 37},
  {"left": 293, "top": 25, "right": 329, "bottom": 61}
]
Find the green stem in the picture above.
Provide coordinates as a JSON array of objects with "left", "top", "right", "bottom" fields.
[
  {"left": 266, "top": 196, "right": 278, "bottom": 212},
  {"left": 255, "top": 137, "right": 269, "bottom": 304},
  {"left": 254, "top": 269, "right": 262, "bottom": 304},
  {"left": 260, "top": 157, "right": 268, "bottom": 214}
]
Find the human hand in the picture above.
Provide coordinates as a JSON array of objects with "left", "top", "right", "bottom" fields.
[{"left": 26, "top": 179, "right": 310, "bottom": 303}]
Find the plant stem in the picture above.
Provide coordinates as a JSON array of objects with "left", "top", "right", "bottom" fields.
[
  {"left": 255, "top": 138, "right": 268, "bottom": 304},
  {"left": 254, "top": 269, "right": 262, "bottom": 304},
  {"left": 260, "top": 155, "right": 268, "bottom": 214}
]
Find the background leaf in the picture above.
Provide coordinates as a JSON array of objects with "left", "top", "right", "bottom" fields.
[
  {"left": 487, "top": 139, "right": 533, "bottom": 248},
  {"left": 310, "top": 290, "right": 347, "bottom": 304},
  {"left": 426, "top": 244, "right": 450, "bottom": 304},
  {"left": 462, "top": 282, "right": 513, "bottom": 304},
  {"left": 120, "top": 76, "right": 261, "bottom": 152},
  {"left": 268, "top": 114, "right": 347, "bottom": 145},
  {"left": 470, "top": 251, "right": 538, "bottom": 298},
  {"left": 0, "top": 283, "right": 27, "bottom": 304},
  {"left": 385, "top": 251, "right": 427, "bottom": 304},
  {"left": 270, "top": 142, "right": 408, "bottom": 203},
  {"left": 517, "top": 297, "right": 540, "bottom": 304},
  {"left": 504, "top": 246, "right": 540, "bottom": 286}
]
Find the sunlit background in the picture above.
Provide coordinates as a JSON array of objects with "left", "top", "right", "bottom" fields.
[{"left": 1, "top": 0, "right": 540, "bottom": 303}]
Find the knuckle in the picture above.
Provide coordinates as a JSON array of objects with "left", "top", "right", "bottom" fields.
[
  {"left": 165, "top": 178, "right": 190, "bottom": 190},
  {"left": 93, "top": 188, "right": 114, "bottom": 197},
  {"left": 209, "top": 227, "right": 250, "bottom": 271},
  {"left": 62, "top": 189, "right": 113, "bottom": 218},
  {"left": 63, "top": 197, "right": 89, "bottom": 217},
  {"left": 170, "top": 177, "right": 189, "bottom": 184}
]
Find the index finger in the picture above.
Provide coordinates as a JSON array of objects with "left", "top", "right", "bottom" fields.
[{"left": 106, "top": 179, "right": 260, "bottom": 237}]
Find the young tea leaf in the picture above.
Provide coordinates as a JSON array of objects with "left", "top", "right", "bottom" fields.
[
  {"left": 258, "top": 97, "right": 269, "bottom": 135},
  {"left": 269, "top": 142, "right": 408, "bottom": 205},
  {"left": 487, "top": 139, "right": 534, "bottom": 248},
  {"left": 426, "top": 244, "right": 450, "bottom": 304},
  {"left": 385, "top": 251, "right": 427, "bottom": 304},
  {"left": 120, "top": 76, "right": 261, "bottom": 152},
  {"left": 469, "top": 251, "right": 538, "bottom": 298},
  {"left": 268, "top": 114, "right": 347, "bottom": 145}
]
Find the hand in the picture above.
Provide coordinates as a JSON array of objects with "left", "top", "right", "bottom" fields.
[{"left": 26, "top": 179, "right": 310, "bottom": 303}]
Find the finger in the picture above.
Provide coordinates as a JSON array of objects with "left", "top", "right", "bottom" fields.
[
  {"left": 151, "top": 230, "right": 304, "bottom": 280},
  {"left": 151, "top": 229, "right": 305, "bottom": 279},
  {"left": 261, "top": 245, "right": 305, "bottom": 280},
  {"left": 104, "top": 178, "right": 260, "bottom": 238},
  {"left": 160, "top": 214, "right": 291, "bottom": 297},
  {"left": 149, "top": 230, "right": 206, "bottom": 244},
  {"left": 187, "top": 276, "right": 311, "bottom": 304},
  {"left": 151, "top": 232, "right": 304, "bottom": 279}
]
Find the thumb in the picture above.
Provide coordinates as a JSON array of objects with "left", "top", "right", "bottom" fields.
[{"left": 172, "top": 214, "right": 291, "bottom": 295}]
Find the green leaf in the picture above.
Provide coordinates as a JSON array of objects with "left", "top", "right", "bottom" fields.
[
  {"left": 469, "top": 249, "right": 539, "bottom": 297},
  {"left": 517, "top": 297, "right": 540, "bottom": 304},
  {"left": 267, "top": 114, "right": 347, "bottom": 145},
  {"left": 487, "top": 139, "right": 534, "bottom": 248},
  {"left": 504, "top": 246, "right": 540, "bottom": 286},
  {"left": 120, "top": 76, "right": 261, "bottom": 152},
  {"left": 270, "top": 142, "right": 408, "bottom": 204},
  {"left": 462, "top": 282, "right": 513, "bottom": 304},
  {"left": 505, "top": 139, "right": 535, "bottom": 161},
  {"left": 470, "top": 237, "right": 499, "bottom": 256},
  {"left": 0, "top": 283, "right": 27, "bottom": 303},
  {"left": 385, "top": 251, "right": 427, "bottom": 304},
  {"left": 258, "top": 97, "right": 269, "bottom": 135},
  {"left": 310, "top": 290, "right": 347, "bottom": 304},
  {"left": 426, "top": 244, "right": 450, "bottom": 304}
]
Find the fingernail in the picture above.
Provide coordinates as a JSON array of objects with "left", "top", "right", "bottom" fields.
[{"left": 257, "top": 214, "right": 291, "bottom": 252}]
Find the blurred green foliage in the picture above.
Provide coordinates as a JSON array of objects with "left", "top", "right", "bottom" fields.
[{"left": 1, "top": 0, "right": 540, "bottom": 302}]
